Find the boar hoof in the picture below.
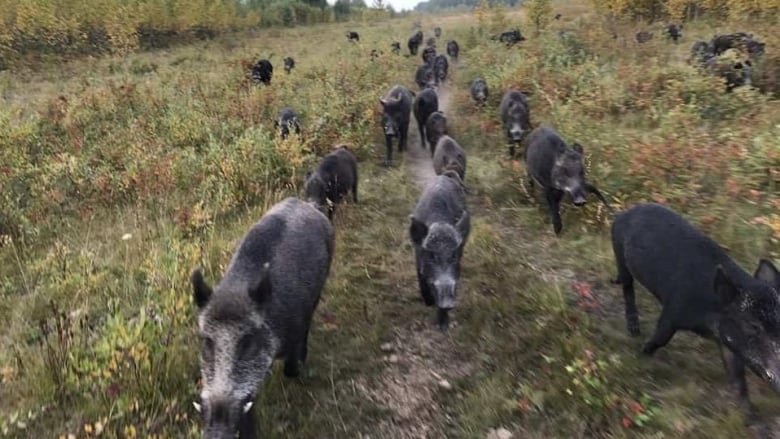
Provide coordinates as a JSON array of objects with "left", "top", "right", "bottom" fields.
[
  {"left": 436, "top": 309, "right": 450, "bottom": 330},
  {"left": 628, "top": 322, "right": 640, "bottom": 337},
  {"left": 553, "top": 223, "right": 563, "bottom": 235}
]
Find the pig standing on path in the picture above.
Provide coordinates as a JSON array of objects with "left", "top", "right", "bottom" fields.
[
  {"left": 380, "top": 85, "right": 414, "bottom": 166},
  {"left": 413, "top": 88, "right": 439, "bottom": 150},
  {"left": 432, "top": 135, "right": 466, "bottom": 180},
  {"left": 410, "top": 171, "right": 470, "bottom": 329},
  {"left": 470, "top": 79, "right": 489, "bottom": 105},
  {"left": 191, "top": 197, "right": 334, "bottom": 439},
  {"left": 524, "top": 126, "right": 612, "bottom": 235},
  {"left": 425, "top": 111, "right": 448, "bottom": 153},
  {"left": 611, "top": 203, "right": 780, "bottom": 411},
  {"left": 499, "top": 90, "right": 532, "bottom": 157},
  {"left": 304, "top": 145, "right": 358, "bottom": 220}
]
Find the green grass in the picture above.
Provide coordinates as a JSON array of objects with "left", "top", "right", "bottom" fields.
[{"left": 1, "top": 3, "right": 779, "bottom": 438}]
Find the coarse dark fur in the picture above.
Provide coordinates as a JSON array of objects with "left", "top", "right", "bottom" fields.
[
  {"left": 611, "top": 203, "right": 780, "bottom": 411},
  {"left": 425, "top": 111, "right": 448, "bottom": 155},
  {"left": 499, "top": 90, "right": 532, "bottom": 157},
  {"left": 410, "top": 171, "right": 470, "bottom": 329},
  {"left": 304, "top": 146, "right": 358, "bottom": 220},
  {"left": 379, "top": 85, "right": 414, "bottom": 166},
  {"left": 251, "top": 59, "right": 273, "bottom": 85},
  {"left": 446, "top": 40, "right": 459, "bottom": 59},
  {"left": 191, "top": 198, "right": 334, "bottom": 439},
  {"left": 432, "top": 135, "right": 466, "bottom": 181},
  {"left": 470, "top": 79, "right": 488, "bottom": 105},
  {"left": 413, "top": 88, "right": 439, "bottom": 150},
  {"left": 408, "top": 30, "right": 423, "bottom": 55}
]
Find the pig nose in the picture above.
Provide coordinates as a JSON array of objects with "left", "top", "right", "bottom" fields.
[
  {"left": 573, "top": 197, "right": 587, "bottom": 207},
  {"left": 434, "top": 279, "right": 456, "bottom": 309}
]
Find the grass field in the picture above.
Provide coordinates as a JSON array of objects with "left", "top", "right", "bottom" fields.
[{"left": 1, "top": 2, "right": 779, "bottom": 438}]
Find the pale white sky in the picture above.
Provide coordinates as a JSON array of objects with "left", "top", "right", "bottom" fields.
[{"left": 326, "top": 0, "right": 421, "bottom": 12}]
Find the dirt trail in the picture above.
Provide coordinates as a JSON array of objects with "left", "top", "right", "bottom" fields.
[{"left": 360, "top": 82, "right": 475, "bottom": 439}]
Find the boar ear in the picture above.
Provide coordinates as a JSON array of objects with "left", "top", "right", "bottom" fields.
[
  {"left": 379, "top": 98, "right": 387, "bottom": 107},
  {"left": 715, "top": 266, "right": 740, "bottom": 308},
  {"left": 249, "top": 263, "right": 272, "bottom": 306},
  {"left": 409, "top": 216, "right": 428, "bottom": 245},
  {"left": 571, "top": 143, "right": 584, "bottom": 154},
  {"left": 191, "top": 268, "right": 212, "bottom": 309},
  {"left": 455, "top": 211, "right": 470, "bottom": 244},
  {"left": 754, "top": 259, "right": 779, "bottom": 286}
]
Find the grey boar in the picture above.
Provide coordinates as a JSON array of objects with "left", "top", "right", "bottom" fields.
[
  {"left": 690, "top": 40, "right": 715, "bottom": 65},
  {"left": 191, "top": 197, "right": 334, "bottom": 439},
  {"left": 432, "top": 135, "right": 466, "bottom": 180},
  {"left": 611, "top": 203, "right": 780, "bottom": 411},
  {"left": 499, "top": 90, "right": 532, "bottom": 157},
  {"left": 446, "top": 40, "right": 459, "bottom": 59},
  {"left": 524, "top": 126, "right": 613, "bottom": 235},
  {"left": 434, "top": 27, "right": 442, "bottom": 38},
  {"left": 283, "top": 57, "right": 295, "bottom": 74},
  {"left": 304, "top": 145, "right": 358, "bottom": 219},
  {"left": 415, "top": 64, "right": 437, "bottom": 90},
  {"left": 379, "top": 85, "right": 414, "bottom": 166},
  {"left": 426, "top": 37, "right": 437, "bottom": 48},
  {"left": 470, "top": 79, "right": 489, "bottom": 105},
  {"left": 422, "top": 46, "right": 437, "bottom": 65},
  {"left": 705, "top": 57, "right": 752, "bottom": 92},
  {"left": 635, "top": 31, "right": 653, "bottom": 43},
  {"left": 414, "top": 88, "right": 439, "bottom": 150},
  {"left": 346, "top": 31, "right": 360, "bottom": 42},
  {"left": 410, "top": 171, "right": 470, "bottom": 329},
  {"left": 275, "top": 108, "right": 301, "bottom": 140},
  {"left": 409, "top": 30, "right": 423, "bottom": 55},
  {"left": 425, "top": 111, "right": 448, "bottom": 154},
  {"left": 433, "top": 55, "right": 448, "bottom": 82}
]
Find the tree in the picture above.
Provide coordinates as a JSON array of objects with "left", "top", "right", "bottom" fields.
[
  {"left": 373, "top": 0, "right": 385, "bottom": 8},
  {"left": 526, "top": 0, "right": 552, "bottom": 34}
]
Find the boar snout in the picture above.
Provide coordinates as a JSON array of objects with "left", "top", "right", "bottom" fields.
[
  {"left": 509, "top": 124, "right": 525, "bottom": 142},
  {"left": 434, "top": 277, "right": 456, "bottom": 310}
]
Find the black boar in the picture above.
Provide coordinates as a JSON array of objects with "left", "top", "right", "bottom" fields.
[
  {"left": 391, "top": 41, "right": 401, "bottom": 54},
  {"left": 413, "top": 88, "right": 439, "bottom": 150},
  {"left": 409, "top": 30, "right": 423, "bottom": 55},
  {"left": 275, "top": 108, "right": 301, "bottom": 140},
  {"left": 712, "top": 32, "right": 750, "bottom": 55},
  {"left": 446, "top": 40, "right": 459, "bottom": 59},
  {"left": 426, "top": 37, "right": 437, "bottom": 48},
  {"left": 499, "top": 90, "right": 532, "bottom": 157},
  {"left": 432, "top": 135, "right": 466, "bottom": 180},
  {"left": 690, "top": 40, "right": 715, "bottom": 65},
  {"left": 611, "top": 203, "right": 780, "bottom": 411},
  {"left": 433, "top": 55, "right": 448, "bottom": 82},
  {"left": 283, "top": 57, "right": 295, "bottom": 74},
  {"left": 191, "top": 197, "right": 334, "bottom": 439},
  {"left": 415, "top": 64, "right": 437, "bottom": 90},
  {"left": 497, "top": 29, "right": 525, "bottom": 45},
  {"left": 425, "top": 111, "right": 448, "bottom": 154},
  {"left": 434, "top": 27, "right": 442, "bottom": 38},
  {"left": 666, "top": 24, "right": 682, "bottom": 43},
  {"left": 346, "top": 31, "right": 360, "bottom": 42},
  {"left": 251, "top": 59, "right": 273, "bottom": 85},
  {"left": 470, "top": 79, "right": 489, "bottom": 105},
  {"left": 554, "top": 13, "right": 562, "bottom": 20},
  {"left": 380, "top": 85, "right": 414, "bottom": 166},
  {"left": 304, "top": 146, "right": 358, "bottom": 219},
  {"left": 410, "top": 171, "right": 470, "bottom": 329},
  {"left": 524, "top": 126, "right": 613, "bottom": 235}
]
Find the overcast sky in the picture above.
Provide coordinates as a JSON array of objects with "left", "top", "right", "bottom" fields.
[{"left": 326, "top": 0, "right": 421, "bottom": 11}]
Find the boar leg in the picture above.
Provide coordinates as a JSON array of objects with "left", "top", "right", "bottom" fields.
[
  {"left": 437, "top": 308, "right": 450, "bottom": 330},
  {"left": 720, "top": 347, "right": 753, "bottom": 414},
  {"left": 418, "top": 121, "right": 426, "bottom": 150},
  {"left": 416, "top": 256, "right": 435, "bottom": 306},
  {"left": 545, "top": 188, "right": 564, "bottom": 235},
  {"left": 238, "top": 406, "right": 257, "bottom": 439},
  {"left": 284, "top": 341, "right": 303, "bottom": 378},
  {"left": 508, "top": 143, "right": 516, "bottom": 158},
  {"left": 352, "top": 179, "right": 358, "bottom": 203},
  {"left": 613, "top": 243, "right": 640, "bottom": 336},
  {"left": 641, "top": 311, "right": 676, "bottom": 355},
  {"left": 400, "top": 122, "right": 409, "bottom": 152}
]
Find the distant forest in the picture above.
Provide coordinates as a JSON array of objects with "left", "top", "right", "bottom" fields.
[{"left": 414, "top": 0, "right": 522, "bottom": 13}]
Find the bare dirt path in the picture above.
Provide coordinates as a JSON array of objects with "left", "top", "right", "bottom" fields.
[{"left": 359, "top": 82, "right": 476, "bottom": 439}]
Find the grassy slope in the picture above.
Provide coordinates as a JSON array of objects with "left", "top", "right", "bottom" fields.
[{"left": 1, "top": 3, "right": 779, "bottom": 439}]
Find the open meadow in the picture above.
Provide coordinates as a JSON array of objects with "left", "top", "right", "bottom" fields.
[{"left": 1, "top": 1, "right": 779, "bottom": 437}]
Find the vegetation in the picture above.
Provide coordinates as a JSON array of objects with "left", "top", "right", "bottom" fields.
[{"left": 0, "top": 0, "right": 779, "bottom": 438}]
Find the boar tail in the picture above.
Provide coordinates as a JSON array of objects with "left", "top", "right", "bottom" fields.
[{"left": 585, "top": 183, "right": 616, "bottom": 215}]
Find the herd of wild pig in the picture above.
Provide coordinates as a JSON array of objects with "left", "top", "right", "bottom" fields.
[{"left": 194, "top": 23, "right": 779, "bottom": 438}]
